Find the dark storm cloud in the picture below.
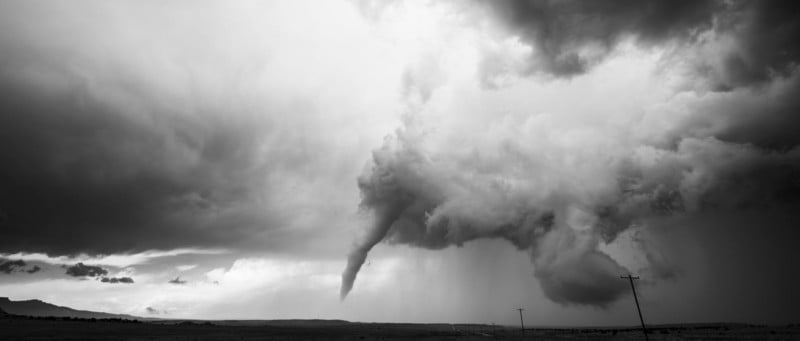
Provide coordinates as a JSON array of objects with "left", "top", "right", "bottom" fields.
[
  {"left": 683, "top": 204, "right": 800, "bottom": 322},
  {"left": 715, "top": 93, "right": 800, "bottom": 151},
  {"left": 713, "top": 0, "right": 800, "bottom": 87},
  {"left": 0, "top": 259, "right": 41, "bottom": 274},
  {"left": 0, "top": 76, "right": 264, "bottom": 255},
  {"left": 479, "top": 0, "right": 721, "bottom": 76},
  {"left": 100, "top": 276, "right": 134, "bottom": 284},
  {"left": 168, "top": 276, "right": 187, "bottom": 285},
  {"left": 65, "top": 263, "right": 108, "bottom": 277},
  {"left": 0, "top": 259, "right": 26, "bottom": 274},
  {"left": 0, "top": 1, "right": 355, "bottom": 258},
  {"left": 479, "top": 0, "right": 800, "bottom": 87},
  {"left": 0, "top": 32, "right": 296, "bottom": 256},
  {"left": 146, "top": 307, "right": 166, "bottom": 315},
  {"left": 655, "top": 72, "right": 800, "bottom": 152}
]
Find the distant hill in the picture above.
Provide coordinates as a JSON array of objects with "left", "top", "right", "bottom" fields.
[{"left": 0, "top": 297, "right": 141, "bottom": 320}]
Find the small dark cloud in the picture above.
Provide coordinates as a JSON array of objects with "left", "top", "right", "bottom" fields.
[
  {"left": 0, "top": 259, "right": 26, "bottom": 274},
  {"left": 168, "top": 276, "right": 187, "bottom": 285},
  {"left": 146, "top": 306, "right": 165, "bottom": 315},
  {"left": 0, "top": 259, "right": 41, "bottom": 274},
  {"left": 65, "top": 263, "right": 108, "bottom": 277},
  {"left": 100, "top": 276, "right": 134, "bottom": 284}
]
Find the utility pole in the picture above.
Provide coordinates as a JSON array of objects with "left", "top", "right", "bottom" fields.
[
  {"left": 621, "top": 275, "right": 648, "bottom": 341},
  {"left": 516, "top": 308, "right": 525, "bottom": 338}
]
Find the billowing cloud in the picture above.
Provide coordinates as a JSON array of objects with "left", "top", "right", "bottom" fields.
[
  {"left": 342, "top": 103, "right": 800, "bottom": 305},
  {"left": 65, "top": 263, "right": 108, "bottom": 278},
  {"left": 341, "top": 1, "right": 800, "bottom": 305}
]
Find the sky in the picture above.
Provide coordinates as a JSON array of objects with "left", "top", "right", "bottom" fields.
[{"left": 0, "top": 0, "right": 799, "bottom": 326}]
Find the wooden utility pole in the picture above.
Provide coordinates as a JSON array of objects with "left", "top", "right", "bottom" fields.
[
  {"left": 621, "top": 275, "right": 648, "bottom": 341},
  {"left": 516, "top": 308, "right": 525, "bottom": 338}
]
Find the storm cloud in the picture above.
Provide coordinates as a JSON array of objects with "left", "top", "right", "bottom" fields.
[
  {"left": 1, "top": 0, "right": 799, "bottom": 322},
  {"left": 101, "top": 277, "right": 134, "bottom": 284},
  {"left": 341, "top": 1, "right": 800, "bottom": 306},
  {"left": 0, "top": 0, "right": 380, "bottom": 257},
  {"left": 478, "top": 0, "right": 800, "bottom": 88},
  {"left": 0, "top": 259, "right": 41, "bottom": 275},
  {"left": 0, "top": 259, "right": 26, "bottom": 274},
  {"left": 342, "top": 124, "right": 800, "bottom": 304},
  {"left": 146, "top": 307, "right": 167, "bottom": 315},
  {"left": 168, "top": 277, "right": 187, "bottom": 285},
  {"left": 65, "top": 263, "right": 108, "bottom": 278},
  {"left": 0, "top": 70, "right": 272, "bottom": 255}
]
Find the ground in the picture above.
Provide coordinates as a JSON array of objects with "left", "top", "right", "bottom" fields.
[{"left": 1, "top": 316, "right": 799, "bottom": 340}]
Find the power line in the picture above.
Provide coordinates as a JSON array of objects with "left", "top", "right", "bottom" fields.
[{"left": 621, "top": 274, "right": 648, "bottom": 341}]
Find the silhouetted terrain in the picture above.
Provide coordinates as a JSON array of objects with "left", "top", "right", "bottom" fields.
[
  {"left": 2, "top": 315, "right": 799, "bottom": 340},
  {"left": 0, "top": 297, "right": 141, "bottom": 320},
  {"left": 1, "top": 299, "right": 798, "bottom": 340}
]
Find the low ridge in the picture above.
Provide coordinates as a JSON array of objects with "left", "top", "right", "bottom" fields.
[{"left": 0, "top": 297, "right": 140, "bottom": 320}]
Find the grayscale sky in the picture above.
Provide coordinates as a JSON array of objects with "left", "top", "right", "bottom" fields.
[{"left": 1, "top": 0, "right": 799, "bottom": 326}]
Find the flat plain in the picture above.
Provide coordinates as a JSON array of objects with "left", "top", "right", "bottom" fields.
[{"left": 2, "top": 316, "right": 799, "bottom": 340}]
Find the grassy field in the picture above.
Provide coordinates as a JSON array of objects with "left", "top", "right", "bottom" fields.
[{"left": 1, "top": 315, "right": 799, "bottom": 340}]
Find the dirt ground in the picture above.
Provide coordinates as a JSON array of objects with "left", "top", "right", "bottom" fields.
[{"left": 1, "top": 316, "right": 799, "bottom": 340}]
